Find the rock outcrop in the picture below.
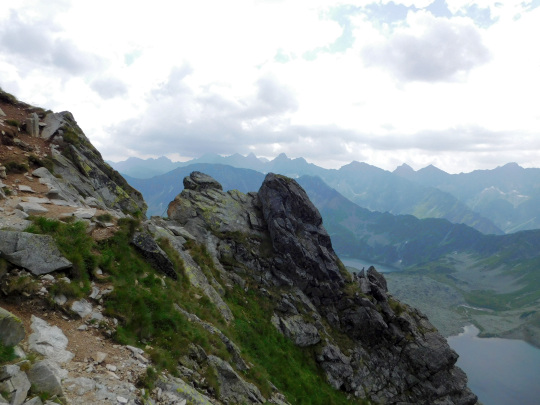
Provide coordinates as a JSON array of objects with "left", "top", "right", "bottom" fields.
[{"left": 165, "top": 172, "right": 477, "bottom": 404}]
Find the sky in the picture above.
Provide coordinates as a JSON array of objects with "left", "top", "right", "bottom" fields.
[{"left": 1, "top": 0, "right": 539, "bottom": 174}]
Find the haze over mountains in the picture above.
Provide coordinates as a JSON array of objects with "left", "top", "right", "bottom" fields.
[{"left": 111, "top": 153, "right": 540, "bottom": 235}]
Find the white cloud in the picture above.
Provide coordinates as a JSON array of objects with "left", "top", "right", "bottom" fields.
[
  {"left": 361, "top": 11, "right": 491, "bottom": 82},
  {"left": 0, "top": 1, "right": 539, "bottom": 174}
]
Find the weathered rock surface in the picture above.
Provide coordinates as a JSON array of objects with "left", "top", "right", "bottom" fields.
[
  {"left": 70, "top": 299, "right": 93, "bottom": 318},
  {"left": 42, "top": 111, "right": 146, "bottom": 216},
  {"left": 0, "top": 365, "right": 31, "bottom": 405},
  {"left": 271, "top": 313, "right": 320, "bottom": 347},
  {"left": 208, "top": 355, "right": 265, "bottom": 404},
  {"left": 130, "top": 232, "right": 177, "bottom": 279},
  {"left": 0, "top": 231, "right": 72, "bottom": 275},
  {"left": 40, "top": 112, "right": 65, "bottom": 140},
  {"left": 0, "top": 306, "right": 25, "bottom": 346},
  {"left": 28, "top": 316, "right": 74, "bottom": 364},
  {"left": 26, "top": 360, "right": 64, "bottom": 396},
  {"left": 167, "top": 171, "right": 265, "bottom": 238},
  {"left": 15, "top": 202, "right": 47, "bottom": 214},
  {"left": 156, "top": 375, "right": 214, "bottom": 405}
]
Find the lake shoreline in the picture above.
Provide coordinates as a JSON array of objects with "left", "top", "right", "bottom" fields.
[{"left": 448, "top": 324, "right": 540, "bottom": 405}]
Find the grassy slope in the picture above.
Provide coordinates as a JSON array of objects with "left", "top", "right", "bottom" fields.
[{"left": 25, "top": 217, "right": 363, "bottom": 404}]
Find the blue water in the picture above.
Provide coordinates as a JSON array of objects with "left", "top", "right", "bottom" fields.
[
  {"left": 447, "top": 325, "right": 540, "bottom": 405},
  {"left": 340, "top": 257, "right": 399, "bottom": 273}
]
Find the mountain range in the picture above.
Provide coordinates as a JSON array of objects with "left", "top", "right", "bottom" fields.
[{"left": 112, "top": 153, "right": 540, "bottom": 235}]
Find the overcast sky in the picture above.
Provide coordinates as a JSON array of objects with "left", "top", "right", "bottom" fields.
[{"left": 1, "top": 0, "right": 539, "bottom": 173}]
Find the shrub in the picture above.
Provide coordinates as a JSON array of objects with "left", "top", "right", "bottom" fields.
[
  {"left": 5, "top": 161, "right": 28, "bottom": 174},
  {"left": 28, "top": 154, "right": 55, "bottom": 173},
  {"left": 5, "top": 119, "right": 19, "bottom": 127},
  {"left": 96, "top": 213, "right": 113, "bottom": 222}
]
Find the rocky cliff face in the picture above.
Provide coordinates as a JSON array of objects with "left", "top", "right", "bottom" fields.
[
  {"left": 166, "top": 171, "right": 477, "bottom": 404},
  {"left": 1, "top": 92, "right": 475, "bottom": 404}
]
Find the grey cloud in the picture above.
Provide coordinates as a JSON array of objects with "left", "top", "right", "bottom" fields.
[
  {"left": 151, "top": 64, "right": 194, "bottom": 98},
  {"left": 106, "top": 71, "right": 301, "bottom": 159},
  {"left": 0, "top": 10, "right": 103, "bottom": 76},
  {"left": 90, "top": 77, "right": 129, "bottom": 99},
  {"left": 253, "top": 75, "right": 298, "bottom": 115},
  {"left": 362, "top": 17, "right": 491, "bottom": 82}
]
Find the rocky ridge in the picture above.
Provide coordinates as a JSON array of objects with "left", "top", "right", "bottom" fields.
[
  {"left": 165, "top": 171, "right": 477, "bottom": 404},
  {"left": 1, "top": 91, "right": 476, "bottom": 404}
]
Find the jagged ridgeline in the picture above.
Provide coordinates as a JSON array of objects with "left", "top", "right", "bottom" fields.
[{"left": 0, "top": 98, "right": 476, "bottom": 404}]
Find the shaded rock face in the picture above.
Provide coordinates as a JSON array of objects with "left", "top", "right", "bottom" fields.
[
  {"left": 165, "top": 172, "right": 477, "bottom": 404},
  {"left": 259, "top": 173, "right": 344, "bottom": 300},
  {"left": 130, "top": 232, "right": 177, "bottom": 280}
]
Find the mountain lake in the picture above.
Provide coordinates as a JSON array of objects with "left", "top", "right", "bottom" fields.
[{"left": 447, "top": 325, "right": 540, "bottom": 405}]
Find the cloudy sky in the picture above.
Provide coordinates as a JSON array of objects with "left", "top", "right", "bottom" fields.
[{"left": 1, "top": 0, "right": 539, "bottom": 173}]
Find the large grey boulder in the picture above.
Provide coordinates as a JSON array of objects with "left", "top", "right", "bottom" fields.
[
  {"left": 26, "top": 360, "right": 65, "bottom": 397},
  {"left": 271, "top": 314, "right": 320, "bottom": 347},
  {"left": 15, "top": 202, "right": 48, "bottom": 215},
  {"left": 70, "top": 299, "right": 92, "bottom": 318},
  {"left": 0, "top": 306, "right": 25, "bottom": 346},
  {"left": 0, "top": 231, "right": 72, "bottom": 275},
  {"left": 40, "top": 113, "right": 65, "bottom": 140},
  {"left": 208, "top": 356, "right": 265, "bottom": 404},
  {"left": 0, "top": 366, "right": 31, "bottom": 405},
  {"left": 32, "top": 167, "right": 83, "bottom": 206},
  {"left": 156, "top": 375, "right": 213, "bottom": 405},
  {"left": 130, "top": 232, "right": 177, "bottom": 280},
  {"left": 28, "top": 316, "right": 74, "bottom": 364},
  {"left": 183, "top": 171, "right": 222, "bottom": 191}
]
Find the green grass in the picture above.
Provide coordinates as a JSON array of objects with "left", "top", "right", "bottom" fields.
[
  {"left": 26, "top": 217, "right": 95, "bottom": 296},
  {"left": 99, "top": 223, "right": 230, "bottom": 373},
  {"left": 225, "top": 285, "right": 364, "bottom": 404},
  {"left": 0, "top": 341, "right": 16, "bottom": 365}
]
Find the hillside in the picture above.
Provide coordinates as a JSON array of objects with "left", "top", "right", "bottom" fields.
[{"left": 0, "top": 92, "right": 476, "bottom": 404}]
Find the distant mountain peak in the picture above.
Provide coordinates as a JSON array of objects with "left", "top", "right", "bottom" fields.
[
  {"left": 419, "top": 164, "right": 447, "bottom": 174},
  {"left": 393, "top": 163, "right": 415, "bottom": 177},
  {"left": 273, "top": 152, "right": 289, "bottom": 161},
  {"left": 500, "top": 162, "right": 522, "bottom": 171}
]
